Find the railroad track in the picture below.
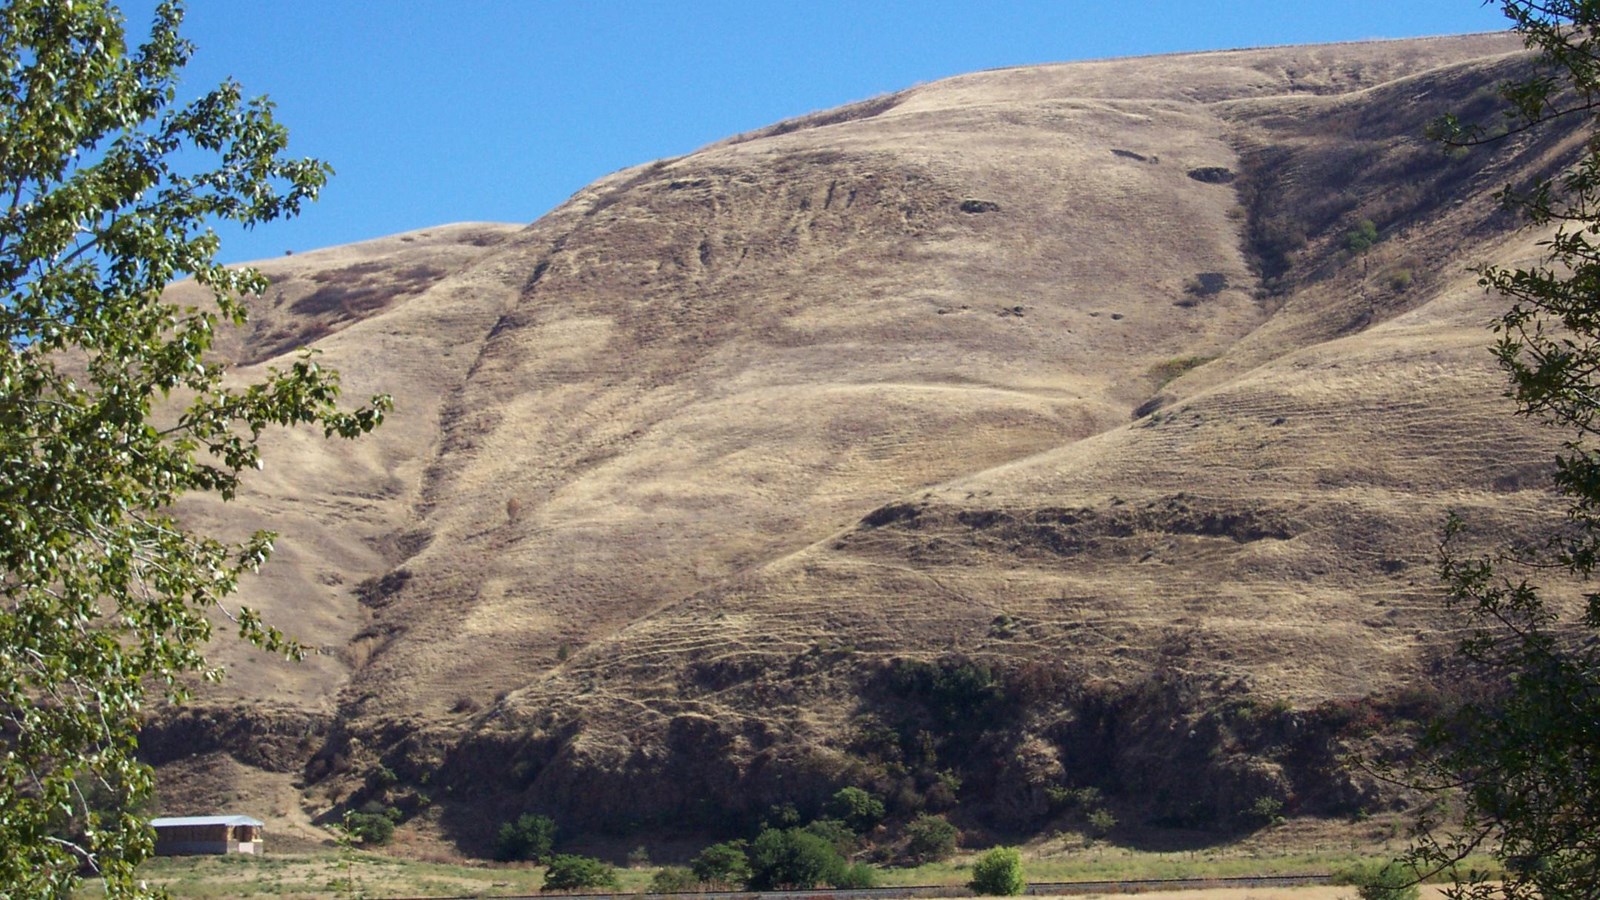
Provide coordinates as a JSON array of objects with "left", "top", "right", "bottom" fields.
[{"left": 391, "top": 872, "right": 1333, "bottom": 900}]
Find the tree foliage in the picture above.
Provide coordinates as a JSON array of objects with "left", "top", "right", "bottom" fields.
[
  {"left": 747, "top": 827, "right": 849, "bottom": 891},
  {"left": 540, "top": 854, "right": 618, "bottom": 892},
  {"left": 1343, "top": 218, "right": 1379, "bottom": 254},
  {"left": 0, "top": 1, "right": 386, "bottom": 895},
  {"left": 903, "top": 812, "right": 959, "bottom": 863},
  {"left": 1405, "top": 3, "right": 1600, "bottom": 898},
  {"left": 802, "top": 816, "right": 858, "bottom": 855},
  {"left": 968, "top": 846, "right": 1027, "bottom": 896},
  {"left": 341, "top": 808, "right": 397, "bottom": 847},
  {"left": 496, "top": 812, "right": 558, "bottom": 863},
  {"left": 689, "top": 839, "right": 752, "bottom": 887},
  {"left": 826, "top": 785, "right": 885, "bottom": 834}
]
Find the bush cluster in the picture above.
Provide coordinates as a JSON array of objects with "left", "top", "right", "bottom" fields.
[
  {"left": 496, "top": 813, "right": 557, "bottom": 863},
  {"left": 342, "top": 807, "right": 398, "bottom": 846},
  {"left": 969, "top": 846, "right": 1027, "bottom": 895},
  {"left": 542, "top": 854, "right": 618, "bottom": 892},
  {"left": 827, "top": 786, "right": 885, "bottom": 833},
  {"left": 488, "top": 792, "right": 1028, "bottom": 898},
  {"left": 903, "top": 813, "right": 959, "bottom": 863},
  {"left": 690, "top": 840, "right": 751, "bottom": 886},
  {"left": 672, "top": 787, "right": 898, "bottom": 891},
  {"left": 748, "top": 827, "right": 857, "bottom": 890},
  {"left": 1344, "top": 218, "right": 1379, "bottom": 254}
]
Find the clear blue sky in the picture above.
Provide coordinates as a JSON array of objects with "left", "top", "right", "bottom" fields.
[{"left": 127, "top": 2, "right": 1514, "bottom": 263}]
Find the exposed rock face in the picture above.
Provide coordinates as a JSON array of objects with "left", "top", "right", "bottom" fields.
[{"left": 152, "top": 33, "right": 1581, "bottom": 844}]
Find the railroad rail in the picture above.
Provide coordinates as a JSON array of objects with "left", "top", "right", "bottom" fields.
[{"left": 390, "top": 872, "right": 1333, "bottom": 900}]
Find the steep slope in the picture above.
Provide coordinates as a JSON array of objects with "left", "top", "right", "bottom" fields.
[
  {"left": 160, "top": 223, "right": 528, "bottom": 707},
  {"left": 148, "top": 33, "right": 1582, "bottom": 844}
]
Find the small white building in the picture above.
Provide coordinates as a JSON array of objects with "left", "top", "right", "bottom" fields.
[{"left": 150, "top": 815, "right": 264, "bottom": 855}]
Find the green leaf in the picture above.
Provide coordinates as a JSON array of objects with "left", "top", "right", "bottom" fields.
[{"left": 0, "top": 2, "right": 382, "bottom": 895}]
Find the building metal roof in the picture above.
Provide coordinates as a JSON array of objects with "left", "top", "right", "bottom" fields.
[{"left": 150, "top": 815, "right": 264, "bottom": 828}]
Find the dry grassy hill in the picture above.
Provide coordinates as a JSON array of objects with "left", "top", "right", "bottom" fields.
[{"left": 144, "top": 32, "right": 1585, "bottom": 851}]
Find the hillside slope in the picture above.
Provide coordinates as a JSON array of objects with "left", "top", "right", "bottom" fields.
[{"left": 146, "top": 33, "right": 1582, "bottom": 846}]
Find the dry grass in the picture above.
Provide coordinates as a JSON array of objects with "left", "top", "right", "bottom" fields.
[
  {"left": 149, "top": 32, "right": 1573, "bottom": 843},
  {"left": 1030, "top": 883, "right": 1459, "bottom": 890},
  {"left": 104, "top": 836, "right": 1457, "bottom": 900}
]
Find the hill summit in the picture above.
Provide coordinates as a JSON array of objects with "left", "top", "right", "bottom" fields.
[{"left": 150, "top": 32, "right": 1578, "bottom": 849}]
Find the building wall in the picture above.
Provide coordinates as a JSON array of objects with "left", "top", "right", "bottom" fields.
[
  {"left": 153, "top": 838, "right": 232, "bottom": 856},
  {"left": 153, "top": 824, "right": 263, "bottom": 856}
]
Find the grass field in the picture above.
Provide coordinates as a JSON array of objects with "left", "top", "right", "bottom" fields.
[{"left": 97, "top": 837, "right": 1494, "bottom": 899}]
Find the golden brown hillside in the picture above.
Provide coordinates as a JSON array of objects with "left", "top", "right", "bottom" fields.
[{"left": 143, "top": 32, "right": 1584, "bottom": 850}]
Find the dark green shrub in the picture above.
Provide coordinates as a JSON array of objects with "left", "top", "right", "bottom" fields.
[
  {"left": 496, "top": 813, "right": 557, "bottom": 863},
  {"left": 803, "top": 817, "right": 856, "bottom": 854},
  {"left": 904, "top": 812, "right": 959, "bottom": 863},
  {"left": 1087, "top": 809, "right": 1117, "bottom": 837},
  {"left": 1245, "top": 795, "right": 1284, "bottom": 827},
  {"left": 761, "top": 802, "right": 802, "bottom": 829},
  {"left": 1046, "top": 785, "right": 1104, "bottom": 814},
  {"left": 827, "top": 786, "right": 885, "bottom": 833},
  {"left": 690, "top": 840, "right": 750, "bottom": 887},
  {"left": 341, "top": 809, "right": 395, "bottom": 846},
  {"left": 835, "top": 862, "right": 879, "bottom": 888},
  {"left": 884, "top": 657, "right": 1008, "bottom": 729},
  {"left": 969, "top": 846, "right": 1027, "bottom": 896},
  {"left": 649, "top": 866, "right": 700, "bottom": 892},
  {"left": 748, "top": 827, "right": 847, "bottom": 890},
  {"left": 1044, "top": 785, "right": 1073, "bottom": 811},
  {"left": 542, "top": 854, "right": 618, "bottom": 892},
  {"left": 927, "top": 769, "right": 961, "bottom": 810},
  {"left": 1345, "top": 218, "right": 1379, "bottom": 254}
]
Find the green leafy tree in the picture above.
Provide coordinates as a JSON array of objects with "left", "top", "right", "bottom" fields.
[
  {"left": 803, "top": 817, "right": 857, "bottom": 854},
  {"left": 496, "top": 812, "right": 558, "bottom": 863},
  {"left": 747, "top": 827, "right": 848, "bottom": 891},
  {"left": 1086, "top": 808, "right": 1118, "bottom": 838},
  {"left": 341, "top": 809, "right": 396, "bottom": 847},
  {"left": 0, "top": 1, "right": 385, "bottom": 895},
  {"left": 968, "top": 846, "right": 1027, "bottom": 896},
  {"left": 903, "top": 812, "right": 959, "bottom": 863},
  {"left": 826, "top": 785, "right": 886, "bottom": 834},
  {"left": 1403, "top": 3, "right": 1600, "bottom": 898},
  {"left": 690, "top": 839, "right": 751, "bottom": 887},
  {"left": 541, "top": 854, "right": 618, "bottom": 892}
]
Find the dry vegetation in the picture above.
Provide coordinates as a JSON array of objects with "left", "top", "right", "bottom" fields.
[{"left": 143, "top": 32, "right": 1580, "bottom": 858}]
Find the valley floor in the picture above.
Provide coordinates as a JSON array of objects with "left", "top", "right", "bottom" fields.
[
  {"left": 1036, "top": 883, "right": 1452, "bottom": 890},
  {"left": 99, "top": 834, "right": 1468, "bottom": 899}
]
